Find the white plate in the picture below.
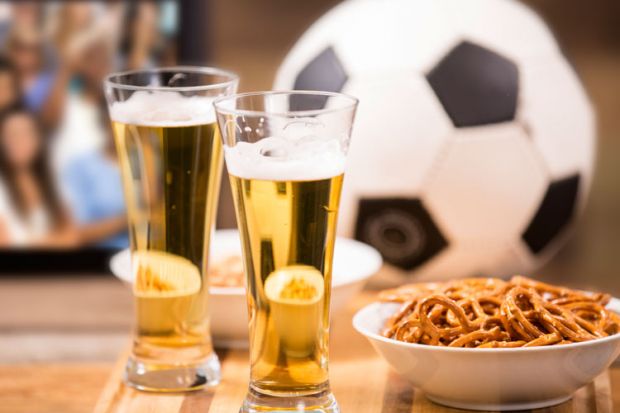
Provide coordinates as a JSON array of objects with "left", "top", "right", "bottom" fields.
[
  {"left": 353, "top": 298, "right": 620, "bottom": 411},
  {"left": 110, "top": 229, "right": 382, "bottom": 348}
]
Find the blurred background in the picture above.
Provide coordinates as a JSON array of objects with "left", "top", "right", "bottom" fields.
[
  {"left": 0, "top": 2, "right": 179, "bottom": 251},
  {"left": 0, "top": 0, "right": 618, "bottom": 405}
]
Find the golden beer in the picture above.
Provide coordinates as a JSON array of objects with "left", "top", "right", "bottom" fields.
[
  {"left": 229, "top": 173, "right": 344, "bottom": 395},
  {"left": 112, "top": 119, "right": 222, "bottom": 365}
]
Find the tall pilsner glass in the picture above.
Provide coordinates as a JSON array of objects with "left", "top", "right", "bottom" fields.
[
  {"left": 214, "top": 91, "right": 358, "bottom": 412},
  {"left": 104, "top": 67, "right": 238, "bottom": 392}
]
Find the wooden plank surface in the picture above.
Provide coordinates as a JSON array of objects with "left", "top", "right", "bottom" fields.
[
  {"left": 0, "top": 363, "right": 111, "bottom": 413},
  {"left": 0, "top": 291, "right": 618, "bottom": 412},
  {"left": 93, "top": 356, "right": 616, "bottom": 413},
  {"left": 92, "top": 293, "right": 620, "bottom": 413},
  {"left": 1, "top": 362, "right": 615, "bottom": 413}
]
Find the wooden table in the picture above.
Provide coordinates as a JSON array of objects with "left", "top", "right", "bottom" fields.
[{"left": 2, "top": 293, "right": 620, "bottom": 413}]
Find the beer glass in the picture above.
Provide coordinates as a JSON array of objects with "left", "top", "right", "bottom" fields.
[
  {"left": 214, "top": 91, "right": 358, "bottom": 412},
  {"left": 104, "top": 67, "right": 238, "bottom": 392}
]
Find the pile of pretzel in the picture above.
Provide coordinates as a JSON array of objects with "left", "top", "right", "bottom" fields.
[{"left": 380, "top": 276, "right": 620, "bottom": 348}]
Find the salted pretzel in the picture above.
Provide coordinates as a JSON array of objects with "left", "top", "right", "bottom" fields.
[{"left": 380, "top": 276, "right": 620, "bottom": 348}]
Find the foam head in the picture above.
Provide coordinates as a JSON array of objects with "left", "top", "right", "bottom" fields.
[
  {"left": 224, "top": 134, "right": 346, "bottom": 181},
  {"left": 110, "top": 91, "right": 216, "bottom": 126}
]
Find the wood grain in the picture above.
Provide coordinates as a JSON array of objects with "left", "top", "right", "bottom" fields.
[
  {"left": 0, "top": 363, "right": 111, "bottom": 413},
  {"left": 96, "top": 363, "right": 616, "bottom": 413}
]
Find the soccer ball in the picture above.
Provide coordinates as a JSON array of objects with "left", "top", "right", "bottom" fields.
[{"left": 274, "top": 0, "right": 595, "bottom": 280}]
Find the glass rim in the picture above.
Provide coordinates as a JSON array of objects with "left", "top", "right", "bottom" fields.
[
  {"left": 103, "top": 66, "right": 239, "bottom": 92},
  {"left": 213, "top": 90, "right": 359, "bottom": 118}
]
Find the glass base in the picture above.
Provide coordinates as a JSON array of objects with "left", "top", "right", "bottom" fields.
[
  {"left": 240, "top": 387, "right": 339, "bottom": 413},
  {"left": 124, "top": 352, "right": 221, "bottom": 392}
]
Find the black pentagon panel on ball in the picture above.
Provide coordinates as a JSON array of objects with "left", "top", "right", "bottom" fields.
[
  {"left": 426, "top": 41, "right": 519, "bottom": 127},
  {"left": 354, "top": 198, "right": 448, "bottom": 271},
  {"left": 522, "top": 174, "right": 580, "bottom": 254},
  {"left": 290, "top": 46, "right": 348, "bottom": 111}
]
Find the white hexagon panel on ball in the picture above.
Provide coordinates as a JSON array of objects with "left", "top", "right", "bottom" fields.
[
  {"left": 519, "top": 56, "right": 595, "bottom": 189},
  {"left": 423, "top": 124, "right": 548, "bottom": 244},
  {"left": 337, "top": 74, "right": 452, "bottom": 240},
  {"left": 442, "top": 0, "right": 559, "bottom": 63},
  {"left": 421, "top": 125, "right": 548, "bottom": 278}
]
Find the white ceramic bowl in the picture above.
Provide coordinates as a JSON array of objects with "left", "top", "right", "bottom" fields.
[
  {"left": 353, "top": 299, "right": 620, "bottom": 411},
  {"left": 111, "top": 229, "right": 382, "bottom": 348}
]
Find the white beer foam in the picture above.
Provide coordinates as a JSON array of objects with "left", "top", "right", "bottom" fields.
[
  {"left": 225, "top": 136, "right": 345, "bottom": 181},
  {"left": 110, "top": 91, "right": 216, "bottom": 126}
]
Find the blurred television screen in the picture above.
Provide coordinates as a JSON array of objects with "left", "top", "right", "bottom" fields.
[{"left": 0, "top": 1, "right": 179, "bottom": 259}]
